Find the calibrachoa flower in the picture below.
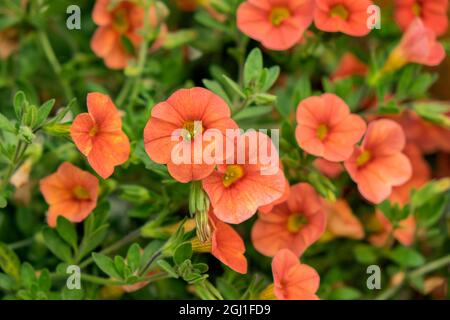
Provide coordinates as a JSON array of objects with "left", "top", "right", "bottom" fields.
[
  {"left": 91, "top": 0, "right": 165, "bottom": 69},
  {"left": 323, "top": 199, "right": 364, "bottom": 240},
  {"left": 260, "top": 249, "right": 320, "bottom": 300},
  {"left": 314, "top": 0, "right": 373, "bottom": 36},
  {"left": 382, "top": 18, "right": 446, "bottom": 73},
  {"left": 251, "top": 183, "right": 326, "bottom": 257},
  {"left": 236, "top": 0, "right": 315, "bottom": 50},
  {"left": 331, "top": 52, "right": 368, "bottom": 81},
  {"left": 71, "top": 92, "right": 130, "bottom": 179},
  {"left": 39, "top": 162, "right": 99, "bottom": 227},
  {"left": 394, "top": 0, "right": 449, "bottom": 36},
  {"left": 369, "top": 210, "right": 416, "bottom": 247},
  {"left": 192, "top": 211, "right": 247, "bottom": 274},
  {"left": 295, "top": 93, "right": 367, "bottom": 162},
  {"left": 259, "top": 178, "right": 290, "bottom": 214},
  {"left": 144, "top": 87, "right": 238, "bottom": 183},
  {"left": 202, "top": 131, "right": 286, "bottom": 224},
  {"left": 344, "top": 119, "right": 412, "bottom": 204},
  {"left": 314, "top": 158, "right": 343, "bottom": 178}
]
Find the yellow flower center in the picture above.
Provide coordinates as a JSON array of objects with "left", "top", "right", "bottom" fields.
[
  {"left": 182, "top": 120, "right": 203, "bottom": 141},
  {"left": 259, "top": 283, "right": 277, "bottom": 300},
  {"left": 270, "top": 7, "right": 291, "bottom": 26},
  {"left": 356, "top": 150, "right": 371, "bottom": 167},
  {"left": 191, "top": 237, "right": 212, "bottom": 253},
  {"left": 287, "top": 213, "right": 308, "bottom": 233},
  {"left": 89, "top": 124, "right": 99, "bottom": 137},
  {"left": 412, "top": 2, "right": 422, "bottom": 16},
  {"left": 113, "top": 8, "right": 130, "bottom": 33},
  {"left": 73, "top": 186, "right": 90, "bottom": 200},
  {"left": 330, "top": 4, "right": 349, "bottom": 20},
  {"left": 222, "top": 165, "right": 245, "bottom": 188},
  {"left": 316, "top": 124, "right": 329, "bottom": 141}
]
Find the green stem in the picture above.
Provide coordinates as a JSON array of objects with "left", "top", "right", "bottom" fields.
[
  {"left": 376, "top": 254, "right": 450, "bottom": 300},
  {"left": 0, "top": 140, "right": 26, "bottom": 194},
  {"left": 38, "top": 30, "right": 79, "bottom": 113},
  {"left": 8, "top": 237, "right": 34, "bottom": 250}
]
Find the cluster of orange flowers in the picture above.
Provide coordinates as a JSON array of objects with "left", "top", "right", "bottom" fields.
[{"left": 38, "top": 0, "right": 449, "bottom": 300}]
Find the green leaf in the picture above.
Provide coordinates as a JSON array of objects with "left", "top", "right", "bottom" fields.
[
  {"left": 353, "top": 244, "right": 378, "bottom": 264},
  {"left": 42, "top": 227, "right": 73, "bottom": 262},
  {"left": 0, "top": 242, "right": 21, "bottom": 281},
  {"left": 14, "top": 91, "right": 27, "bottom": 120},
  {"left": 20, "top": 262, "right": 36, "bottom": 289},
  {"left": 233, "top": 105, "right": 273, "bottom": 121},
  {"left": 0, "top": 113, "right": 16, "bottom": 133},
  {"left": 0, "top": 195, "right": 6, "bottom": 209},
  {"left": 244, "top": 48, "right": 263, "bottom": 88},
  {"left": 388, "top": 247, "right": 425, "bottom": 268},
  {"left": 0, "top": 273, "right": 15, "bottom": 291},
  {"left": 126, "top": 243, "right": 141, "bottom": 272},
  {"left": 173, "top": 242, "right": 193, "bottom": 265},
  {"left": 56, "top": 216, "right": 78, "bottom": 249},
  {"left": 35, "top": 99, "right": 55, "bottom": 128},
  {"left": 329, "top": 287, "right": 362, "bottom": 300},
  {"left": 261, "top": 66, "right": 280, "bottom": 91},
  {"left": 222, "top": 75, "right": 245, "bottom": 99},
  {"left": 413, "top": 103, "right": 450, "bottom": 128},
  {"left": 78, "top": 224, "right": 109, "bottom": 260},
  {"left": 202, "top": 79, "right": 231, "bottom": 105},
  {"left": 92, "top": 253, "right": 121, "bottom": 279},
  {"left": 62, "top": 287, "right": 84, "bottom": 300},
  {"left": 38, "top": 269, "right": 52, "bottom": 292},
  {"left": 114, "top": 256, "right": 127, "bottom": 278},
  {"left": 156, "top": 260, "right": 179, "bottom": 278}
]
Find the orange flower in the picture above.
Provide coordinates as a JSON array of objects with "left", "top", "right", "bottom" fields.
[
  {"left": 261, "top": 249, "right": 319, "bottom": 300},
  {"left": 382, "top": 18, "right": 446, "bottom": 73},
  {"left": 259, "top": 178, "right": 290, "bottom": 214},
  {"left": 251, "top": 183, "right": 326, "bottom": 257},
  {"left": 369, "top": 210, "right": 416, "bottom": 247},
  {"left": 91, "top": 0, "right": 164, "bottom": 69},
  {"left": 295, "top": 93, "right": 366, "bottom": 162},
  {"left": 236, "top": 0, "right": 315, "bottom": 50},
  {"left": 192, "top": 211, "right": 248, "bottom": 274},
  {"left": 202, "top": 132, "right": 286, "bottom": 224},
  {"left": 39, "top": 162, "right": 99, "bottom": 227},
  {"left": 144, "top": 87, "right": 238, "bottom": 183},
  {"left": 331, "top": 52, "right": 368, "bottom": 81},
  {"left": 344, "top": 119, "right": 412, "bottom": 204},
  {"left": 324, "top": 199, "right": 364, "bottom": 240},
  {"left": 395, "top": 0, "right": 449, "bottom": 37},
  {"left": 314, "top": 0, "right": 373, "bottom": 36},
  {"left": 71, "top": 93, "right": 130, "bottom": 179}
]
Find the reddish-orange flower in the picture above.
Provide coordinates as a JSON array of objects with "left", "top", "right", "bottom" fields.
[
  {"left": 383, "top": 18, "right": 445, "bottom": 72},
  {"left": 91, "top": 0, "right": 165, "bottom": 69},
  {"left": 344, "top": 119, "right": 412, "bottom": 204},
  {"left": 295, "top": 93, "right": 366, "bottom": 162},
  {"left": 324, "top": 199, "right": 364, "bottom": 240},
  {"left": 263, "top": 249, "right": 320, "bottom": 300},
  {"left": 251, "top": 183, "right": 326, "bottom": 257},
  {"left": 314, "top": 158, "right": 343, "bottom": 178},
  {"left": 314, "top": 0, "right": 373, "bottom": 36},
  {"left": 332, "top": 52, "right": 368, "bottom": 81},
  {"left": 71, "top": 92, "right": 130, "bottom": 179},
  {"left": 236, "top": 0, "right": 315, "bottom": 51},
  {"left": 259, "top": 178, "right": 290, "bottom": 214},
  {"left": 39, "top": 162, "right": 99, "bottom": 227},
  {"left": 144, "top": 87, "right": 238, "bottom": 183},
  {"left": 369, "top": 211, "right": 416, "bottom": 247},
  {"left": 202, "top": 132, "right": 286, "bottom": 224},
  {"left": 395, "top": 0, "right": 449, "bottom": 37}
]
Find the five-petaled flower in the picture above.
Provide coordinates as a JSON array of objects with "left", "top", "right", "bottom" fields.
[
  {"left": 237, "top": 0, "right": 315, "bottom": 50},
  {"left": 144, "top": 87, "right": 238, "bottom": 183},
  {"left": 344, "top": 119, "right": 412, "bottom": 204},
  {"left": 295, "top": 93, "right": 367, "bottom": 162},
  {"left": 251, "top": 183, "right": 326, "bottom": 257},
  {"left": 71, "top": 92, "right": 130, "bottom": 179},
  {"left": 314, "top": 0, "right": 373, "bottom": 36},
  {"left": 40, "top": 162, "right": 99, "bottom": 227}
]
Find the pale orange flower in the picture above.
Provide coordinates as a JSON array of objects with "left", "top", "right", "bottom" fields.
[
  {"left": 295, "top": 93, "right": 366, "bottom": 162},
  {"left": 261, "top": 249, "right": 320, "bottom": 300},
  {"left": 344, "top": 119, "right": 412, "bottom": 204},
  {"left": 314, "top": 158, "right": 343, "bottom": 178},
  {"left": 314, "top": 0, "right": 373, "bottom": 36},
  {"left": 71, "top": 93, "right": 130, "bottom": 179},
  {"left": 237, "top": 0, "right": 315, "bottom": 50},
  {"left": 258, "top": 171, "right": 290, "bottom": 214},
  {"left": 324, "top": 199, "right": 364, "bottom": 240},
  {"left": 369, "top": 210, "right": 416, "bottom": 247},
  {"left": 144, "top": 87, "right": 238, "bottom": 183},
  {"left": 39, "top": 162, "right": 99, "bottom": 227},
  {"left": 202, "top": 132, "right": 286, "bottom": 224},
  {"left": 395, "top": 0, "right": 449, "bottom": 36},
  {"left": 382, "top": 18, "right": 446, "bottom": 73},
  {"left": 251, "top": 183, "right": 326, "bottom": 257}
]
